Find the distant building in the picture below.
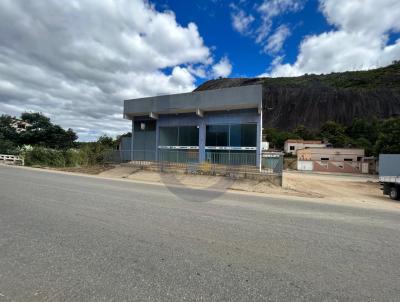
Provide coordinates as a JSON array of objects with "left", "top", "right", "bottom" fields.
[
  {"left": 297, "top": 148, "right": 368, "bottom": 174},
  {"left": 10, "top": 119, "right": 31, "bottom": 133},
  {"left": 284, "top": 139, "right": 328, "bottom": 155}
]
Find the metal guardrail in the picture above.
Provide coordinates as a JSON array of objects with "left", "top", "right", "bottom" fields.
[{"left": 0, "top": 154, "right": 24, "bottom": 165}]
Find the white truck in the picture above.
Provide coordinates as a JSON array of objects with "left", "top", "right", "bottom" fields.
[{"left": 379, "top": 154, "right": 400, "bottom": 200}]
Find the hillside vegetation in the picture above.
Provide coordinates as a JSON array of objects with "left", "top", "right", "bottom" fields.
[{"left": 195, "top": 62, "right": 400, "bottom": 131}]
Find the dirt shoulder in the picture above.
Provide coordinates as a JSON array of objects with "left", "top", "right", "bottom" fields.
[{"left": 98, "top": 165, "right": 399, "bottom": 210}]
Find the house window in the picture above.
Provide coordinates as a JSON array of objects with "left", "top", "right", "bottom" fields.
[
  {"left": 289, "top": 146, "right": 295, "bottom": 151},
  {"left": 321, "top": 157, "right": 329, "bottom": 161},
  {"left": 344, "top": 158, "right": 353, "bottom": 162}
]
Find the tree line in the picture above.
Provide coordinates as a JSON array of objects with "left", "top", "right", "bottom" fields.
[
  {"left": 265, "top": 117, "right": 400, "bottom": 156},
  {"left": 0, "top": 113, "right": 122, "bottom": 167}
]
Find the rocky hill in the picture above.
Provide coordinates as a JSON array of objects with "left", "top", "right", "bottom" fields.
[{"left": 195, "top": 63, "right": 400, "bottom": 130}]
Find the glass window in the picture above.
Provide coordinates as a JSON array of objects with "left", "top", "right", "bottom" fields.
[
  {"left": 179, "top": 126, "right": 198, "bottom": 146},
  {"left": 206, "top": 125, "right": 229, "bottom": 147},
  {"left": 234, "top": 124, "right": 256, "bottom": 147},
  {"left": 159, "top": 127, "right": 178, "bottom": 146},
  {"left": 159, "top": 126, "right": 199, "bottom": 147},
  {"left": 206, "top": 123, "right": 256, "bottom": 147}
]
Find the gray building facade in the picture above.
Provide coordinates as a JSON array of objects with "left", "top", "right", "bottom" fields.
[{"left": 123, "top": 85, "right": 263, "bottom": 168}]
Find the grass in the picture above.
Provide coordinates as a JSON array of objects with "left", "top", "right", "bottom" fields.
[{"left": 260, "top": 62, "right": 400, "bottom": 90}]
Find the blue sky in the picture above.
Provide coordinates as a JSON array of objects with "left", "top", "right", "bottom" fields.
[
  {"left": 153, "top": 0, "right": 400, "bottom": 81},
  {"left": 155, "top": 0, "right": 331, "bottom": 82},
  {"left": 0, "top": 0, "right": 399, "bottom": 140}
]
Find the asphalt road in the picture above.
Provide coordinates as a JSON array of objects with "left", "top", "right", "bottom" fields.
[{"left": 1, "top": 165, "right": 400, "bottom": 301}]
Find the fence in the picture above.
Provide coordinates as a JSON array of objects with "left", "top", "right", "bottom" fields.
[
  {"left": 0, "top": 154, "right": 24, "bottom": 165},
  {"left": 103, "top": 149, "right": 283, "bottom": 177}
]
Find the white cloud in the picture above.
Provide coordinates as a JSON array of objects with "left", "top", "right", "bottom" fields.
[
  {"left": 265, "top": 24, "right": 291, "bottom": 54},
  {"left": 268, "top": 0, "right": 400, "bottom": 76},
  {"left": 230, "top": 0, "right": 303, "bottom": 55},
  {"left": 230, "top": 5, "right": 255, "bottom": 35},
  {"left": 212, "top": 56, "right": 233, "bottom": 78},
  {"left": 0, "top": 0, "right": 215, "bottom": 140},
  {"left": 256, "top": 0, "right": 304, "bottom": 43}
]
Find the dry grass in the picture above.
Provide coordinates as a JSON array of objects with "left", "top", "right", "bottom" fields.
[{"left": 52, "top": 165, "right": 115, "bottom": 175}]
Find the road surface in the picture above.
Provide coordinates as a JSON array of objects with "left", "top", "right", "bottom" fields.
[{"left": 1, "top": 165, "right": 400, "bottom": 301}]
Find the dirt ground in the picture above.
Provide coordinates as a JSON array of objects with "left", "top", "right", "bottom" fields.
[
  {"left": 96, "top": 165, "right": 398, "bottom": 209},
  {"left": 49, "top": 165, "right": 114, "bottom": 175}
]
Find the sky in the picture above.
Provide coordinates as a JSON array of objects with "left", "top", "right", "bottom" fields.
[{"left": 0, "top": 0, "right": 399, "bottom": 141}]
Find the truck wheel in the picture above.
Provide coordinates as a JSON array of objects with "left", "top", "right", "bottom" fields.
[
  {"left": 389, "top": 187, "right": 400, "bottom": 200},
  {"left": 383, "top": 183, "right": 391, "bottom": 195}
]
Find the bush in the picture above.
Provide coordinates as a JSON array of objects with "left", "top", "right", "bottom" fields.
[
  {"left": 24, "top": 147, "right": 66, "bottom": 167},
  {"left": 64, "top": 149, "right": 87, "bottom": 167},
  {"left": 22, "top": 144, "right": 113, "bottom": 167}
]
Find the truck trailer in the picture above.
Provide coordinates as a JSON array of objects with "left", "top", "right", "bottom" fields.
[{"left": 379, "top": 154, "right": 400, "bottom": 200}]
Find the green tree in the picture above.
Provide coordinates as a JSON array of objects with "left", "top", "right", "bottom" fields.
[
  {"left": 319, "top": 121, "right": 348, "bottom": 147},
  {"left": 0, "top": 115, "right": 19, "bottom": 144},
  {"left": 19, "top": 112, "right": 77, "bottom": 149},
  {"left": 293, "top": 125, "right": 316, "bottom": 140},
  {"left": 347, "top": 117, "right": 379, "bottom": 143},
  {"left": 375, "top": 117, "right": 400, "bottom": 154},
  {"left": 0, "top": 132, "right": 17, "bottom": 154},
  {"left": 265, "top": 128, "right": 300, "bottom": 149},
  {"left": 97, "top": 135, "right": 117, "bottom": 148}
]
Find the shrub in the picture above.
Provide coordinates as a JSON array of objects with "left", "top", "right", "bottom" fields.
[{"left": 24, "top": 147, "right": 66, "bottom": 167}]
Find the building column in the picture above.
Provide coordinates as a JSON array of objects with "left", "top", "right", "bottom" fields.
[
  {"left": 256, "top": 111, "right": 262, "bottom": 170},
  {"left": 198, "top": 119, "right": 206, "bottom": 162},
  {"left": 155, "top": 121, "right": 159, "bottom": 161},
  {"left": 131, "top": 118, "right": 134, "bottom": 161}
]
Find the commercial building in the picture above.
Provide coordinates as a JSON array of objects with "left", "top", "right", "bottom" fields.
[
  {"left": 297, "top": 148, "right": 367, "bottom": 173},
  {"left": 284, "top": 139, "right": 328, "bottom": 155},
  {"left": 122, "top": 85, "right": 265, "bottom": 169}
]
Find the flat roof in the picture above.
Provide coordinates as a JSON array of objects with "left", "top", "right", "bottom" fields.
[
  {"left": 123, "top": 85, "right": 262, "bottom": 119},
  {"left": 297, "top": 148, "right": 365, "bottom": 154},
  {"left": 285, "top": 139, "right": 324, "bottom": 144}
]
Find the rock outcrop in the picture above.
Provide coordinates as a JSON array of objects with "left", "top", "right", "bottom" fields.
[{"left": 195, "top": 63, "right": 400, "bottom": 130}]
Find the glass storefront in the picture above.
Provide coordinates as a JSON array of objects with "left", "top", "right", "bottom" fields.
[
  {"left": 205, "top": 123, "right": 257, "bottom": 165},
  {"left": 159, "top": 126, "right": 199, "bottom": 163},
  {"left": 159, "top": 126, "right": 199, "bottom": 147},
  {"left": 205, "top": 125, "right": 229, "bottom": 147},
  {"left": 206, "top": 123, "right": 256, "bottom": 148},
  {"left": 158, "top": 123, "right": 257, "bottom": 165}
]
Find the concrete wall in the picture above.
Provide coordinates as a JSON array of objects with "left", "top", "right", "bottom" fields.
[
  {"left": 120, "top": 129, "right": 156, "bottom": 161},
  {"left": 297, "top": 160, "right": 363, "bottom": 173},
  {"left": 313, "top": 161, "right": 362, "bottom": 173},
  {"left": 124, "top": 85, "right": 262, "bottom": 118},
  {"left": 284, "top": 141, "right": 327, "bottom": 155},
  {"left": 297, "top": 148, "right": 364, "bottom": 161}
]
